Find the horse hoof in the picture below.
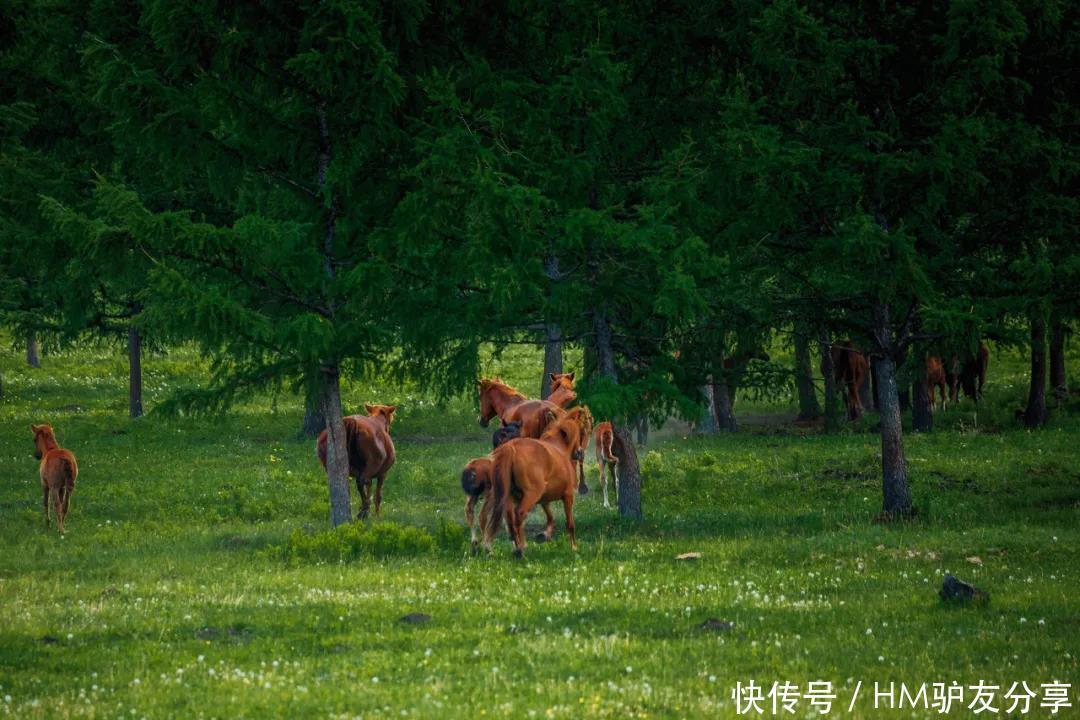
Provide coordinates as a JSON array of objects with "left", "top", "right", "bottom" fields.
[
  {"left": 470, "top": 541, "right": 480, "bottom": 555},
  {"left": 534, "top": 532, "right": 549, "bottom": 543},
  {"left": 512, "top": 548, "right": 524, "bottom": 559}
]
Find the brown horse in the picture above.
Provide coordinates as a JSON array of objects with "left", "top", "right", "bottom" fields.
[
  {"left": 594, "top": 421, "right": 618, "bottom": 508},
  {"left": 31, "top": 424, "right": 78, "bottom": 533},
  {"left": 927, "top": 356, "right": 948, "bottom": 411},
  {"left": 486, "top": 411, "right": 590, "bottom": 556},
  {"left": 828, "top": 342, "right": 870, "bottom": 420},
  {"left": 316, "top": 404, "right": 397, "bottom": 519},
  {"left": 546, "top": 372, "right": 577, "bottom": 408},
  {"left": 478, "top": 377, "right": 565, "bottom": 438}
]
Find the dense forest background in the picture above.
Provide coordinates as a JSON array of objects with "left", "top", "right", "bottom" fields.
[{"left": 1, "top": 0, "right": 1076, "bottom": 525}]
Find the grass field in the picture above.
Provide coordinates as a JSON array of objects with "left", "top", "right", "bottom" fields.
[{"left": 0, "top": 341, "right": 1077, "bottom": 718}]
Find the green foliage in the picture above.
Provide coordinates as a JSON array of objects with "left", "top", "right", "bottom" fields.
[{"left": 282, "top": 521, "right": 435, "bottom": 564}]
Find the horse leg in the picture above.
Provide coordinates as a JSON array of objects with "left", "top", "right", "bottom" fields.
[
  {"left": 42, "top": 484, "right": 50, "bottom": 528},
  {"left": 535, "top": 502, "right": 555, "bottom": 543},
  {"left": 51, "top": 486, "right": 64, "bottom": 534},
  {"left": 512, "top": 488, "right": 544, "bottom": 557},
  {"left": 563, "top": 492, "right": 577, "bottom": 550},
  {"left": 465, "top": 495, "right": 478, "bottom": 552},
  {"left": 599, "top": 461, "right": 609, "bottom": 509},
  {"left": 61, "top": 483, "right": 72, "bottom": 519},
  {"left": 373, "top": 474, "right": 385, "bottom": 517},
  {"left": 356, "top": 477, "right": 371, "bottom": 520}
]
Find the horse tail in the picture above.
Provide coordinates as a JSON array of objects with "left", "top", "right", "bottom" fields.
[
  {"left": 60, "top": 456, "right": 76, "bottom": 489},
  {"left": 490, "top": 444, "right": 517, "bottom": 539}
]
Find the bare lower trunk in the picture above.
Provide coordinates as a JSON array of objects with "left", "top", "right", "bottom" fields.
[
  {"left": 872, "top": 354, "right": 912, "bottom": 515},
  {"left": 26, "top": 332, "right": 40, "bottom": 368},
  {"left": 128, "top": 325, "right": 143, "bottom": 418},
  {"left": 871, "top": 362, "right": 882, "bottom": 412},
  {"left": 594, "top": 310, "right": 641, "bottom": 519},
  {"left": 540, "top": 322, "right": 563, "bottom": 399},
  {"left": 911, "top": 349, "right": 931, "bottom": 433},
  {"left": 1049, "top": 312, "right": 1068, "bottom": 403},
  {"left": 712, "top": 378, "right": 737, "bottom": 432},
  {"left": 319, "top": 366, "right": 352, "bottom": 526},
  {"left": 612, "top": 424, "right": 642, "bottom": 520},
  {"left": 794, "top": 328, "right": 821, "bottom": 420},
  {"left": 1025, "top": 308, "right": 1048, "bottom": 428},
  {"left": 301, "top": 395, "right": 326, "bottom": 437},
  {"left": 696, "top": 382, "right": 718, "bottom": 434},
  {"left": 818, "top": 328, "right": 841, "bottom": 433}
]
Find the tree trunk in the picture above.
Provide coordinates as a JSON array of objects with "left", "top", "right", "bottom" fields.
[
  {"left": 301, "top": 394, "right": 326, "bottom": 437},
  {"left": 911, "top": 349, "right": 931, "bottom": 433},
  {"left": 593, "top": 310, "right": 641, "bottom": 519},
  {"left": 870, "top": 361, "right": 882, "bottom": 412},
  {"left": 712, "top": 378, "right": 737, "bottom": 432},
  {"left": 1049, "top": 311, "right": 1068, "bottom": 403},
  {"left": 128, "top": 325, "right": 143, "bottom": 418},
  {"left": 1025, "top": 308, "right": 1048, "bottom": 428},
  {"left": 696, "top": 382, "right": 718, "bottom": 434},
  {"left": 540, "top": 322, "right": 563, "bottom": 399},
  {"left": 319, "top": 365, "right": 352, "bottom": 526},
  {"left": 872, "top": 354, "right": 913, "bottom": 516},
  {"left": 612, "top": 424, "right": 642, "bottom": 520},
  {"left": 26, "top": 332, "right": 40, "bottom": 368},
  {"left": 871, "top": 302, "right": 913, "bottom": 517},
  {"left": 818, "top": 328, "right": 841, "bottom": 433},
  {"left": 794, "top": 328, "right": 821, "bottom": 420}
]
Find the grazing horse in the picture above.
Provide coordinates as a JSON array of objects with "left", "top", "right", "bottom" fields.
[
  {"left": 478, "top": 377, "right": 565, "bottom": 438},
  {"left": 31, "top": 424, "right": 78, "bottom": 533},
  {"left": 594, "top": 421, "right": 618, "bottom": 508},
  {"left": 546, "top": 372, "right": 577, "bottom": 408},
  {"left": 948, "top": 343, "right": 989, "bottom": 403},
  {"left": 486, "top": 412, "right": 590, "bottom": 557},
  {"left": 926, "top": 356, "right": 948, "bottom": 411},
  {"left": 316, "top": 404, "right": 397, "bottom": 519},
  {"left": 827, "top": 342, "right": 869, "bottom": 420}
]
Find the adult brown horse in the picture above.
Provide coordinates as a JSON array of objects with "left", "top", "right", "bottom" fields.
[
  {"left": 546, "top": 372, "right": 577, "bottom": 408},
  {"left": 478, "top": 377, "right": 565, "bottom": 438},
  {"left": 31, "top": 424, "right": 78, "bottom": 533},
  {"left": 927, "top": 356, "right": 948, "bottom": 411},
  {"left": 316, "top": 404, "right": 397, "bottom": 520},
  {"left": 486, "top": 409, "right": 591, "bottom": 557},
  {"left": 827, "top": 342, "right": 870, "bottom": 420}
]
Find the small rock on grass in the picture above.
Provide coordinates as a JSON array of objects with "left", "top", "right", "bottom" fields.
[
  {"left": 699, "top": 619, "right": 733, "bottom": 632},
  {"left": 939, "top": 575, "right": 990, "bottom": 606},
  {"left": 400, "top": 613, "right": 430, "bottom": 625},
  {"left": 675, "top": 552, "right": 702, "bottom": 561}
]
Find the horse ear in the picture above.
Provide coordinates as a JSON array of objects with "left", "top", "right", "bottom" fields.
[
  {"left": 364, "top": 403, "right": 376, "bottom": 415},
  {"left": 544, "top": 410, "right": 558, "bottom": 424},
  {"left": 549, "top": 372, "right": 558, "bottom": 383},
  {"left": 30, "top": 424, "right": 38, "bottom": 433},
  {"left": 386, "top": 405, "right": 398, "bottom": 415},
  {"left": 568, "top": 372, "right": 575, "bottom": 382}
]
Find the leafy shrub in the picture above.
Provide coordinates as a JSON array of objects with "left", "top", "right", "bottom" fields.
[{"left": 282, "top": 521, "right": 434, "bottom": 563}]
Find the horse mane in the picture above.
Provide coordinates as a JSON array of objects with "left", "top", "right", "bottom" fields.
[{"left": 479, "top": 377, "right": 526, "bottom": 400}]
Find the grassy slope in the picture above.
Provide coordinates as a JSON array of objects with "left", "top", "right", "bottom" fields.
[{"left": 0, "top": 342, "right": 1077, "bottom": 719}]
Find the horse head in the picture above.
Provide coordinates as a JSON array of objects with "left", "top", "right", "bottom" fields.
[
  {"left": 30, "top": 423, "right": 56, "bottom": 460},
  {"left": 364, "top": 404, "right": 398, "bottom": 427},
  {"left": 492, "top": 421, "right": 521, "bottom": 449},
  {"left": 477, "top": 378, "right": 523, "bottom": 427}
]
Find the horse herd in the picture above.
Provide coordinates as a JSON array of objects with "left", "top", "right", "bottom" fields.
[
  {"left": 827, "top": 342, "right": 990, "bottom": 420},
  {"left": 315, "top": 372, "right": 613, "bottom": 557},
  {"left": 29, "top": 346, "right": 989, "bottom": 548}
]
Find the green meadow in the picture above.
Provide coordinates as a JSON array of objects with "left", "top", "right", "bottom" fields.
[{"left": 0, "top": 344, "right": 1077, "bottom": 719}]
